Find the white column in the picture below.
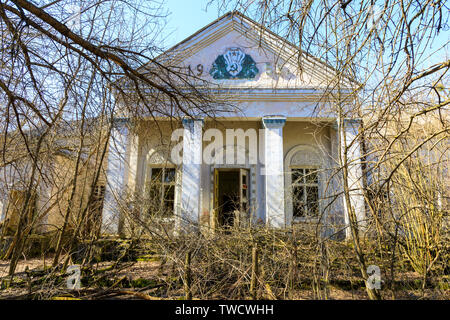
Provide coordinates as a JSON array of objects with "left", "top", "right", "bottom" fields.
[
  {"left": 339, "top": 118, "right": 366, "bottom": 239},
  {"left": 37, "top": 169, "right": 52, "bottom": 233},
  {"left": 0, "top": 167, "right": 8, "bottom": 223},
  {"left": 323, "top": 122, "right": 346, "bottom": 239},
  {"left": 179, "top": 118, "right": 204, "bottom": 230},
  {"left": 102, "top": 118, "right": 138, "bottom": 235},
  {"left": 262, "top": 116, "right": 286, "bottom": 228},
  {"left": 0, "top": 167, "right": 5, "bottom": 223},
  {"left": 0, "top": 193, "right": 5, "bottom": 223}
]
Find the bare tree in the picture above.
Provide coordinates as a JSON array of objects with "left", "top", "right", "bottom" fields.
[
  {"left": 211, "top": 0, "right": 449, "bottom": 299},
  {"left": 0, "top": 0, "right": 448, "bottom": 300},
  {"left": 0, "top": 0, "right": 220, "bottom": 276}
]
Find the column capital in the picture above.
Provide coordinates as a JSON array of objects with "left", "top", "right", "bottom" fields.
[
  {"left": 182, "top": 117, "right": 204, "bottom": 128},
  {"left": 262, "top": 116, "right": 286, "bottom": 128},
  {"left": 112, "top": 117, "right": 129, "bottom": 128}
]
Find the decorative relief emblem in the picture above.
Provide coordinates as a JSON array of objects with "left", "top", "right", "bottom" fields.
[{"left": 209, "top": 48, "right": 259, "bottom": 79}]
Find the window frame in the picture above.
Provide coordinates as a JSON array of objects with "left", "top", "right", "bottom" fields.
[
  {"left": 290, "top": 165, "right": 320, "bottom": 221},
  {"left": 3, "top": 188, "right": 37, "bottom": 234},
  {"left": 284, "top": 145, "right": 325, "bottom": 225},
  {"left": 89, "top": 185, "right": 106, "bottom": 215},
  {"left": 145, "top": 165, "right": 177, "bottom": 220}
]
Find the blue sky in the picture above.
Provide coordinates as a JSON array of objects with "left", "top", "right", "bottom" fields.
[
  {"left": 161, "top": 1, "right": 448, "bottom": 74},
  {"left": 162, "top": 0, "right": 223, "bottom": 49}
]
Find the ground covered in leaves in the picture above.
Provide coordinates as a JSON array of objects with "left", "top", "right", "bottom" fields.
[{"left": 0, "top": 236, "right": 448, "bottom": 300}]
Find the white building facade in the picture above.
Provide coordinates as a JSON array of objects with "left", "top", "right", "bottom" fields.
[{"left": 101, "top": 12, "right": 365, "bottom": 238}]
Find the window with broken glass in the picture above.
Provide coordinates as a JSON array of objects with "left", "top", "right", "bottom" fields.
[
  {"left": 291, "top": 167, "right": 319, "bottom": 218},
  {"left": 147, "top": 167, "right": 175, "bottom": 217}
]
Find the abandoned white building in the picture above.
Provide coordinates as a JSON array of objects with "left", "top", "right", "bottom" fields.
[
  {"left": 0, "top": 12, "right": 366, "bottom": 239},
  {"left": 100, "top": 11, "right": 363, "bottom": 238}
]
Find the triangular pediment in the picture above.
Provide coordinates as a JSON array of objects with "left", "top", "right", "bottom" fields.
[{"left": 155, "top": 11, "right": 353, "bottom": 91}]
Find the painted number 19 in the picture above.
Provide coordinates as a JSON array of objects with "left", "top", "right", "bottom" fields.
[{"left": 188, "top": 64, "right": 204, "bottom": 76}]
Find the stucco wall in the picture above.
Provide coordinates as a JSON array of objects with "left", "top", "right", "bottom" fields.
[{"left": 134, "top": 118, "right": 338, "bottom": 229}]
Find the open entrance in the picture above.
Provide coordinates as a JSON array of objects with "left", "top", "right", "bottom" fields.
[{"left": 214, "top": 168, "right": 249, "bottom": 229}]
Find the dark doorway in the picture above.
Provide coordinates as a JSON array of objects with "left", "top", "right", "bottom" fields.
[{"left": 217, "top": 170, "right": 240, "bottom": 228}]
